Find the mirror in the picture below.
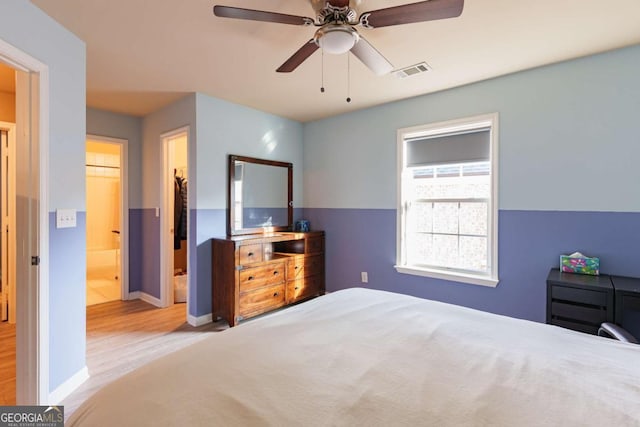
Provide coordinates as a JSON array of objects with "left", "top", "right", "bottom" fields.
[{"left": 228, "top": 155, "right": 293, "bottom": 236}]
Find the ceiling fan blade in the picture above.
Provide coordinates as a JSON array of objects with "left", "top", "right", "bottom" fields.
[
  {"left": 350, "top": 36, "right": 393, "bottom": 76},
  {"left": 359, "top": 0, "right": 464, "bottom": 28},
  {"left": 277, "top": 40, "right": 319, "bottom": 73},
  {"left": 213, "top": 5, "right": 313, "bottom": 26}
]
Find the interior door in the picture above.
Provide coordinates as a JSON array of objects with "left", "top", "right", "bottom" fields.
[
  {"left": 0, "top": 127, "right": 6, "bottom": 321},
  {"left": 0, "top": 123, "right": 15, "bottom": 323}
]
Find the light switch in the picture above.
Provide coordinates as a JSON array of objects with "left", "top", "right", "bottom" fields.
[{"left": 56, "top": 209, "right": 77, "bottom": 228}]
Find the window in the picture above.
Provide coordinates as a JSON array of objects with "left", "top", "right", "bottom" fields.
[{"left": 396, "top": 113, "right": 499, "bottom": 287}]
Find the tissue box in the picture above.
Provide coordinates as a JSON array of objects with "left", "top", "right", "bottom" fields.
[{"left": 560, "top": 252, "right": 599, "bottom": 276}]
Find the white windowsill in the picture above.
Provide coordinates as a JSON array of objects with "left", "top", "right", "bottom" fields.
[{"left": 394, "top": 265, "right": 499, "bottom": 288}]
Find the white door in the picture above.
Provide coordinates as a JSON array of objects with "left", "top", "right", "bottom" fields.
[
  {"left": 0, "top": 122, "right": 16, "bottom": 323},
  {"left": 0, "top": 128, "right": 6, "bottom": 321},
  {"left": 160, "top": 127, "right": 189, "bottom": 309}
]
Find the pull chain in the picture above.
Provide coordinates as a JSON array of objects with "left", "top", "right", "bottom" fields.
[
  {"left": 320, "top": 50, "right": 325, "bottom": 93},
  {"left": 346, "top": 53, "right": 351, "bottom": 103}
]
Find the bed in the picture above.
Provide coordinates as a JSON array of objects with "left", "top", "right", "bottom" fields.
[{"left": 68, "top": 288, "right": 640, "bottom": 426}]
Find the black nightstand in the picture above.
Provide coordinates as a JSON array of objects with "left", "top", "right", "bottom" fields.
[
  {"left": 546, "top": 268, "right": 614, "bottom": 335},
  {"left": 610, "top": 276, "right": 640, "bottom": 328}
]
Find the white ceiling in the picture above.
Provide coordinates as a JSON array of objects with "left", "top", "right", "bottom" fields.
[{"left": 30, "top": 0, "right": 640, "bottom": 122}]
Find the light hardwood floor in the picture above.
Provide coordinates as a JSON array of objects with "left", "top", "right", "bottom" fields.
[
  {"left": 0, "top": 321, "right": 16, "bottom": 405},
  {"left": 63, "top": 300, "right": 227, "bottom": 418},
  {"left": 0, "top": 300, "right": 227, "bottom": 418}
]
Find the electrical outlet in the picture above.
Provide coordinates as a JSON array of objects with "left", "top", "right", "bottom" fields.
[{"left": 361, "top": 272, "right": 368, "bottom": 283}]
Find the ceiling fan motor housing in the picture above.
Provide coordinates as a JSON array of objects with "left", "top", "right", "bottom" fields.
[{"left": 316, "top": 5, "right": 357, "bottom": 25}]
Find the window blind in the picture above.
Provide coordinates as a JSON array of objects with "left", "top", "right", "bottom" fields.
[{"left": 406, "top": 128, "right": 490, "bottom": 167}]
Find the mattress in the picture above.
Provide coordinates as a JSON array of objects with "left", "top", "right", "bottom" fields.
[{"left": 68, "top": 288, "right": 640, "bottom": 426}]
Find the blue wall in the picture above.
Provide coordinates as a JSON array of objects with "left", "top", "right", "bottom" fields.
[
  {"left": 303, "top": 45, "right": 640, "bottom": 334},
  {"left": 1, "top": 1, "right": 87, "bottom": 396}
]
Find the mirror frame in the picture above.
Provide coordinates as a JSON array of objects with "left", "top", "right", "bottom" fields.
[{"left": 228, "top": 154, "right": 293, "bottom": 236}]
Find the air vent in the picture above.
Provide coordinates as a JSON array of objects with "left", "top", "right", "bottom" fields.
[{"left": 393, "top": 62, "right": 432, "bottom": 79}]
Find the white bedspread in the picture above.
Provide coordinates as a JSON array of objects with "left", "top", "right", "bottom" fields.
[{"left": 68, "top": 288, "right": 640, "bottom": 426}]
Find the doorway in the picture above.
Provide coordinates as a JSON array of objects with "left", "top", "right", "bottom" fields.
[
  {"left": 0, "top": 38, "right": 47, "bottom": 404},
  {"left": 85, "top": 137, "right": 128, "bottom": 305},
  {"left": 160, "top": 128, "right": 189, "bottom": 312}
]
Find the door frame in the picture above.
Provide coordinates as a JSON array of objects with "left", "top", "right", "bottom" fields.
[
  {"left": 160, "top": 126, "right": 189, "bottom": 312},
  {"left": 0, "top": 39, "right": 49, "bottom": 404},
  {"left": 86, "top": 134, "right": 129, "bottom": 301}
]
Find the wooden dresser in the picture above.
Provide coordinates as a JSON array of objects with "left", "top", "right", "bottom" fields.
[{"left": 212, "top": 231, "right": 325, "bottom": 326}]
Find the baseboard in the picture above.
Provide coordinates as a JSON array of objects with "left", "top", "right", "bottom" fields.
[
  {"left": 128, "top": 291, "right": 163, "bottom": 308},
  {"left": 49, "top": 366, "right": 89, "bottom": 404},
  {"left": 138, "top": 292, "right": 163, "bottom": 307},
  {"left": 187, "top": 313, "right": 213, "bottom": 327}
]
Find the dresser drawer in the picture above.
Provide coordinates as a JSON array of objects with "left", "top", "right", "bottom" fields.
[
  {"left": 239, "top": 244, "right": 263, "bottom": 264},
  {"left": 287, "top": 275, "right": 324, "bottom": 303},
  {"left": 288, "top": 255, "right": 324, "bottom": 280},
  {"left": 551, "top": 286, "right": 607, "bottom": 306},
  {"left": 550, "top": 318, "right": 599, "bottom": 335},
  {"left": 551, "top": 301, "right": 608, "bottom": 325},
  {"left": 239, "top": 263, "right": 285, "bottom": 292},
  {"left": 239, "top": 284, "right": 285, "bottom": 317}
]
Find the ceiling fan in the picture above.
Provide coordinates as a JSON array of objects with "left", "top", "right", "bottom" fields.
[{"left": 213, "top": 0, "right": 464, "bottom": 76}]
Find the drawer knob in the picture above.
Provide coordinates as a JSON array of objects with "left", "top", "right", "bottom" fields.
[
  {"left": 247, "top": 252, "right": 254, "bottom": 257},
  {"left": 248, "top": 276, "right": 254, "bottom": 281},
  {"left": 273, "top": 271, "right": 279, "bottom": 275},
  {"left": 273, "top": 292, "right": 279, "bottom": 297},
  {"left": 295, "top": 286, "right": 299, "bottom": 290}
]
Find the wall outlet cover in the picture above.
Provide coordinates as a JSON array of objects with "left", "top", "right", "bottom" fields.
[{"left": 56, "top": 209, "right": 77, "bottom": 229}]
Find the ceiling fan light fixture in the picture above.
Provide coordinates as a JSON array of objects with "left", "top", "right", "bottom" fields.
[{"left": 315, "top": 25, "right": 359, "bottom": 55}]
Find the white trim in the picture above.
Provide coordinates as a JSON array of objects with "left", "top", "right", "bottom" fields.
[
  {"left": 138, "top": 291, "right": 163, "bottom": 308},
  {"left": 187, "top": 313, "right": 212, "bottom": 327},
  {"left": 160, "top": 133, "right": 173, "bottom": 308},
  {"left": 0, "top": 36, "right": 50, "bottom": 405},
  {"left": 160, "top": 126, "right": 190, "bottom": 312},
  {"left": 489, "top": 114, "right": 500, "bottom": 285},
  {"left": 127, "top": 291, "right": 141, "bottom": 300},
  {"left": 86, "top": 134, "right": 130, "bottom": 301},
  {"left": 38, "top": 67, "right": 51, "bottom": 406},
  {"left": 394, "top": 265, "right": 499, "bottom": 287},
  {"left": 396, "top": 113, "right": 500, "bottom": 287},
  {"left": 48, "top": 366, "right": 88, "bottom": 404}
]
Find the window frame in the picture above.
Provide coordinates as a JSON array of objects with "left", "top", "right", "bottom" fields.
[{"left": 395, "top": 113, "right": 499, "bottom": 287}]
